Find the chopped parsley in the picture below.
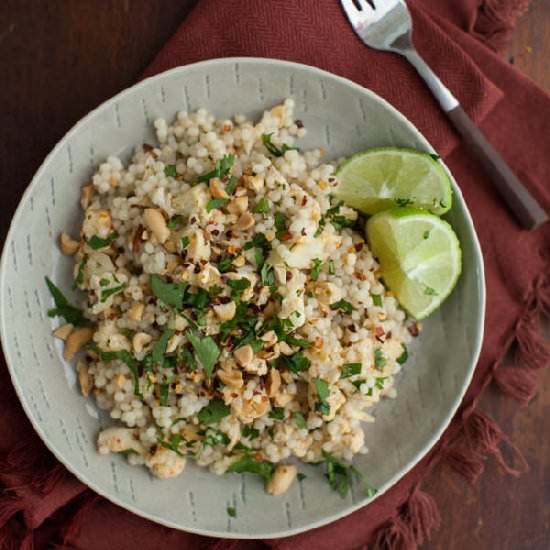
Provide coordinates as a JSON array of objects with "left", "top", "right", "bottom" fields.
[
  {"left": 322, "top": 451, "right": 377, "bottom": 498},
  {"left": 45, "top": 276, "right": 89, "bottom": 326},
  {"left": 159, "top": 434, "right": 184, "bottom": 456},
  {"left": 227, "top": 451, "right": 275, "bottom": 481},
  {"left": 89, "top": 345, "right": 140, "bottom": 396},
  {"left": 178, "top": 346, "right": 197, "bottom": 371},
  {"left": 241, "top": 425, "right": 260, "bottom": 439},
  {"left": 196, "top": 154, "right": 235, "bottom": 183},
  {"left": 285, "top": 336, "right": 312, "bottom": 349},
  {"left": 164, "top": 164, "right": 177, "bottom": 177},
  {"left": 341, "top": 363, "right": 362, "bottom": 378},
  {"left": 227, "top": 506, "right": 237, "bottom": 518},
  {"left": 159, "top": 382, "right": 170, "bottom": 406},
  {"left": 225, "top": 175, "right": 238, "bottom": 195},
  {"left": 166, "top": 214, "right": 183, "bottom": 229},
  {"left": 374, "top": 348, "right": 386, "bottom": 370},
  {"left": 274, "top": 212, "right": 288, "bottom": 240},
  {"left": 261, "top": 133, "right": 299, "bottom": 157},
  {"left": 197, "top": 397, "right": 230, "bottom": 425},
  {"left": 244, "top": 232, "right": 271, "bottom": 269},
  {"left": 279, "top": 351, "right": 311, "bottom": 374},
  {"left": 100, "top": 283, "right": 125, "bottom": 303},
  {"left": 330, "top": 299, "right": 354, "bottom": 315},
  {"left": 152, "top": 328, "right": 175, "bottom": 366},
  {"left": 293, "top": 411, "right": 307, "bottom": 429},
  {"left": 310, "top": 258, "right": 323, "bottom": 281},
  {"left": 202, "top": 429, "right": 230, "bottom": 447},
  {"left": 328, "top": 260, "right": 335, "bottom": 275},
  {"left": 180, "top": 235, "right": 190, "bottom": 249},
  {"left": 207, "top": 197, "right": 229, "bottom": 212},
  {"left": 318, "top": 201, "right": 355, "bottom": 234},
  {"left": 87, "top": 232, "right": 118, "bottom": 250},
  {"left": 269, "top": 407, "right": 286, "bottom": 421},
  {"left": 150, "top": 274, "right": 187, "bottom": 308},
  {"left": 227, "top": 278, "right": 251, "bottom": 301},
  {"left": 424, "top": 286, "right": 438, "bottom": 296},
  {"left": 218, "top": 256, "right": 233, "bottom": 273},
  {"left": 253, "top": 197, "right": 270, "bottom": 214},
  {"left": 372, "top": 294, "right": 383, "bottom": 307},
  {"left": 73, "top": 256, "right": 86, "bottom": 289},
  {"left": 423, "top": 230, "right": 430, "bottom": 240},
  {"left": 260, "top": 262, "right": 275, "bottom": 287},
  {"left": 187, "top": 330, "right": 220, "bottom": 379},
  {"left": 313, "top": 378, "right": 330, "bottom": 415},
  {"left": 297, "top": 473, "right": 307, "bottom": 482},
  {"left": 396, "top": 344, "right": 408, "bottom": 365}
]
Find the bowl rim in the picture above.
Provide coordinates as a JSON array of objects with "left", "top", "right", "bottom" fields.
[{"left": 0, "top": 56, "right": 486, "bottom": 539}]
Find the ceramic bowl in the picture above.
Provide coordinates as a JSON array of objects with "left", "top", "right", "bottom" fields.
[{"left": 0, "top": 58, "right": 485, "bottom": 538}]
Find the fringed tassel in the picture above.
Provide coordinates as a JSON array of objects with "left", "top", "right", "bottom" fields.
[
  {"left": 444, "top": 409, "right": 529, "bottom": 483},
  {"left": 493, "top": 366, "right": 536, "bottom": 404},
  {"left": 0, "top": 494, "right": 25, "bottom": 529},
  {"left": 371, "top": 486, "right": 440, "bottom": 550},
  {"left": 19, "top": 531, "right": 34, "bottom": 550},
  {"left": 515, "top": 313, "right": 550, "bottom": 370},
  {"left": 31, "top": 463, "right": 67, "bottom": 495}
]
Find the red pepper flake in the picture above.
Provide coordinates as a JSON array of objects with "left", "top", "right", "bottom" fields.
[
  {"left": 301, "top": 196, "right": 308, "bottom": 206},
  {"left": 408, "top": 323, "right": 420, "bottom": 337},
  {"left": 354, "top": 242, "right": 364, "bottom": 252},
  {"left": 142, "top": 143, "right": 154, "bottom": 153},
  {"left": 281, "top": 232, "right": 292, "bottom": 241},
  {"left": 374, "top": 326, "right": 385, "bottom": 342},
  {"left": 295, "top": 119, "right": 304, "bottom": 129},
  {"left": 301, "top": 228, "right": 307, "bottom": 236},
  {"left": 132, "top": 225, "right": 144, "bottom": 252},
  {"left": 254, "top": 452, "right": 264, "bottom": 461},
  {"left": 354, "top": 271, "right": 366, "bottom": 281},
  {"left": 211, "top": 229, "right": 220, "bottom": 236},
  {"left": 286, "top": 271, "right": 293, "bottom": 282}
]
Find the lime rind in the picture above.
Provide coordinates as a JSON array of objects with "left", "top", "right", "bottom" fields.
[
  {"left": 366, "top": 208, "right": 462, "bottom": 319},
  {"left": 334, "top": 147, "right": 453, "bottom": 216}
]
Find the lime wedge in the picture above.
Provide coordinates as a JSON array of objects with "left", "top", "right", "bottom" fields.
[
  {"left": 334, "top": 147, "right": 452, "bottom": 215},
  {"left": 366, "top": 208, "right": 461, "bottom": 319}
]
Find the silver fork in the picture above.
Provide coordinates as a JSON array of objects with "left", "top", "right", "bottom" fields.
[{"left": 341, "top": 0, "right": 548, "bottom": 230}]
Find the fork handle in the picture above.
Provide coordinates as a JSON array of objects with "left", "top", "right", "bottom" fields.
[{"left": 404, "top": 50, "right": 548, "bottom": 230}]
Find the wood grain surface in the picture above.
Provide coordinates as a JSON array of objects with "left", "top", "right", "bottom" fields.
[{"left": 0, "top": 1, "right": 548, "bottom": 549}]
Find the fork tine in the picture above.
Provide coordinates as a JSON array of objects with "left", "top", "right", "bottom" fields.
[
  {"left": 340, "top": 0, "right": 360, "bottom": 17},
  {"left": 357, "top": 0, "right": 376, "bottom": 10}
]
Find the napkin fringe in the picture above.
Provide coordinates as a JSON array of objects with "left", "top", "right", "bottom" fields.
[
  {"left": 60, "top": 491, "right": 100, "bottom": 546},
  {"left": 0, "top": 494, "right": 25, "bottom": 529},
  {"left": 370, "top": 486, "right": 440, "bottom": 550}
]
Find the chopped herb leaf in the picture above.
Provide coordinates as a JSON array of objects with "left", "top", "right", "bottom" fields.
[
  {"left": 227, "top": 278, "right": 251, "bottom": 300},
  {"left": 310, "top": 258, "right": 323, "bottom": 281},
  {"left": 209, "top": 284, "right": 223, "bottom": 297},
  {"left": 269, "top": 407, "right": 285, "bottom": 421},
  {"left": 203, "top": 429, "right": 230, "bottom": 447},
  {"left": 242, "top": 425, "right": 260, "bottom": 439},
  {"left": 280, "top": 351, "right": 311, "bottom": 374},
  {"left": 100, "top": 283, "right": 125, "bottom": 303},
  {"left": 423, "top": 230, "right": 430, "bottom": 240},
  {"left": 150, "top": 274, "right": 187, "bottom": 308},
  {"left": 225, "top": 175, "right": 238, "bottom": 195},
  {"left": 152, "top": 328, "right": 175, "bottom": 366},
  {"left": 87, "top": 232, "right": 118, "bottom": 250},
  {"left": 183, "top": 287, "right": 210, "bottom": 313},
  {"left": 260, "top": 262, "right": 275, "bottom": 287},
  {"left": 180, "top": 235, "right": 190, "bottom": 249},
  {"left": 166, "top": 214, "right": 183, "bottom": 229},
  {"left": 178, "top": 346, "right": 197, "bottom": 371},
  {"left": 430, "top": 154, "right": 440, "bottom": 161},
  {"left": 321, "top": 201, "right": 355, "bottom": 233},
  {"left": 396, "top": 344, "right": 408, "bottom": 365},
  {"left": 253, "top": 197, "right": 270, "bottom": 214},
  {"left": 341, "top": 363, "right": 362, "bottom": 378},
  {"left": 218, "top": 256, "right": 233, "bottom": 273},
  {"left": 227, "top": 506, "right": 237, "bottom": 518},
  {"left": 364, "top": 484, "right": 378, "bottom": 498},
  {"left": 297, "top": 473, "right": 307, "bottom": 482},
  {"left": 293, "top": 411, "right": 307, "bottom": 429},
  {"left": 164, "top": 164, "right": 177, "bottom": 177},
  {"left": 375, "top": 377, "right": 386, "bottom": 390},
  {"left": 285, "top": 336, "right": 312, "bottom": 349},
  {"left": 274, "top": 212, "right": 287, "bottom": 240},
  {"left": 198, "top": 397, "right": 230, "bottom": 425},
  {"left": 73, "top": 256, "right": 86, "bottom": 289},
  {"left": 322, "top": 451, "right": 374, "bottom": 498},
  {"left": 159, "top": 383, "right": 170, "bottom": 406},
  {"left": 372, "top": 294, "right": 383, "bottom": 307},
  {"left": 330, "top": 299, "right": 354, "bottom": 315},
  {"left": 328, "top": 260, "right": 335, "bottom": 275},
  {"left": 314, "top": 378, "right": 330, "bottom": 415},
  {"left": 207, "top": 197, "right": 229, "bottom": 212},
  {"left": 187, "top": 330, "right": 220, "bottom": 379},
  {"left": 45, "top": 276, "right": 89, "bottom": 326},
  {"left": 99, "top": 278, "right": 109, "bottom": 287},
  {"left": 227, "top": 452, "right": 275, "bottom": 481},
  {"left": 159, "top": 434, "right": 184, "bottom": 456},
  {"left": 261, "top": 133, "right": 299, "bottom": 157},
  {"left": 90, "top": 345, "right": 140, "bottom": 396},
  {"left": 374, "top": 348, "right": 386, "bottom": 370},
  {"left": 424, "top": 286, "right": 438, "bottom": 296},
  {"left": 196, "top": 154, "right": 235, "bottom": 183}
]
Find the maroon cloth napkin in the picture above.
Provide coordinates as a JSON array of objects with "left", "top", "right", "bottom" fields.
[{"left": 1, "top": 1, "right": 550, "bottom": 548}]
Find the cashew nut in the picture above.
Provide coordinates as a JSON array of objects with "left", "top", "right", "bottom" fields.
[
  {"left": 266, "top": 464, "right": 297, "bottom": 496},
  {"left": 132, "top": 332, "right": 152, "bottom": 353},
  {"left": 76, "top": 360, "right": 91, "bottom": 397},
  {"left": 80, "top": 185, "right": 94, "bottom": 210},
  {"left": 217, "top": 367, "right": 243, "bottom": 388},
  {"left": 60, "top": 233, "right": 80, "bottom": 255},
  {"left": 143, "top": 208, "right": 170, "bottom": 244},
  {"left": 234, "top": 344, "right": 254, "bottom": 367},
  {"left": 209, "top": 178, "right": 228, "bottom": 198},
  {"left": 63, "top": 327, "right": 93, "bottom": 361},
  {"left": 234, "top": 211, "right": 255, "bottom": 231},
  {"left": 127, "top": 302, "right": 144, "bottom": 321},
  {"left": 53, "top": 323, "right": 74, "bottom": 341},
  {"left": 213, "top": 301, "right": 236, "bottom": 321},
  {"left": 227, "top": 196, "right": 249, "bottom": 215},
  {"left": 266, "top": 368, "right": 281, "bottom": 398}
]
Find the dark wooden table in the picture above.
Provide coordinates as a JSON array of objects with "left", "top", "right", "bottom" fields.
[{"left": 1, "top": 1, "right": 548, "bottom": 549}]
